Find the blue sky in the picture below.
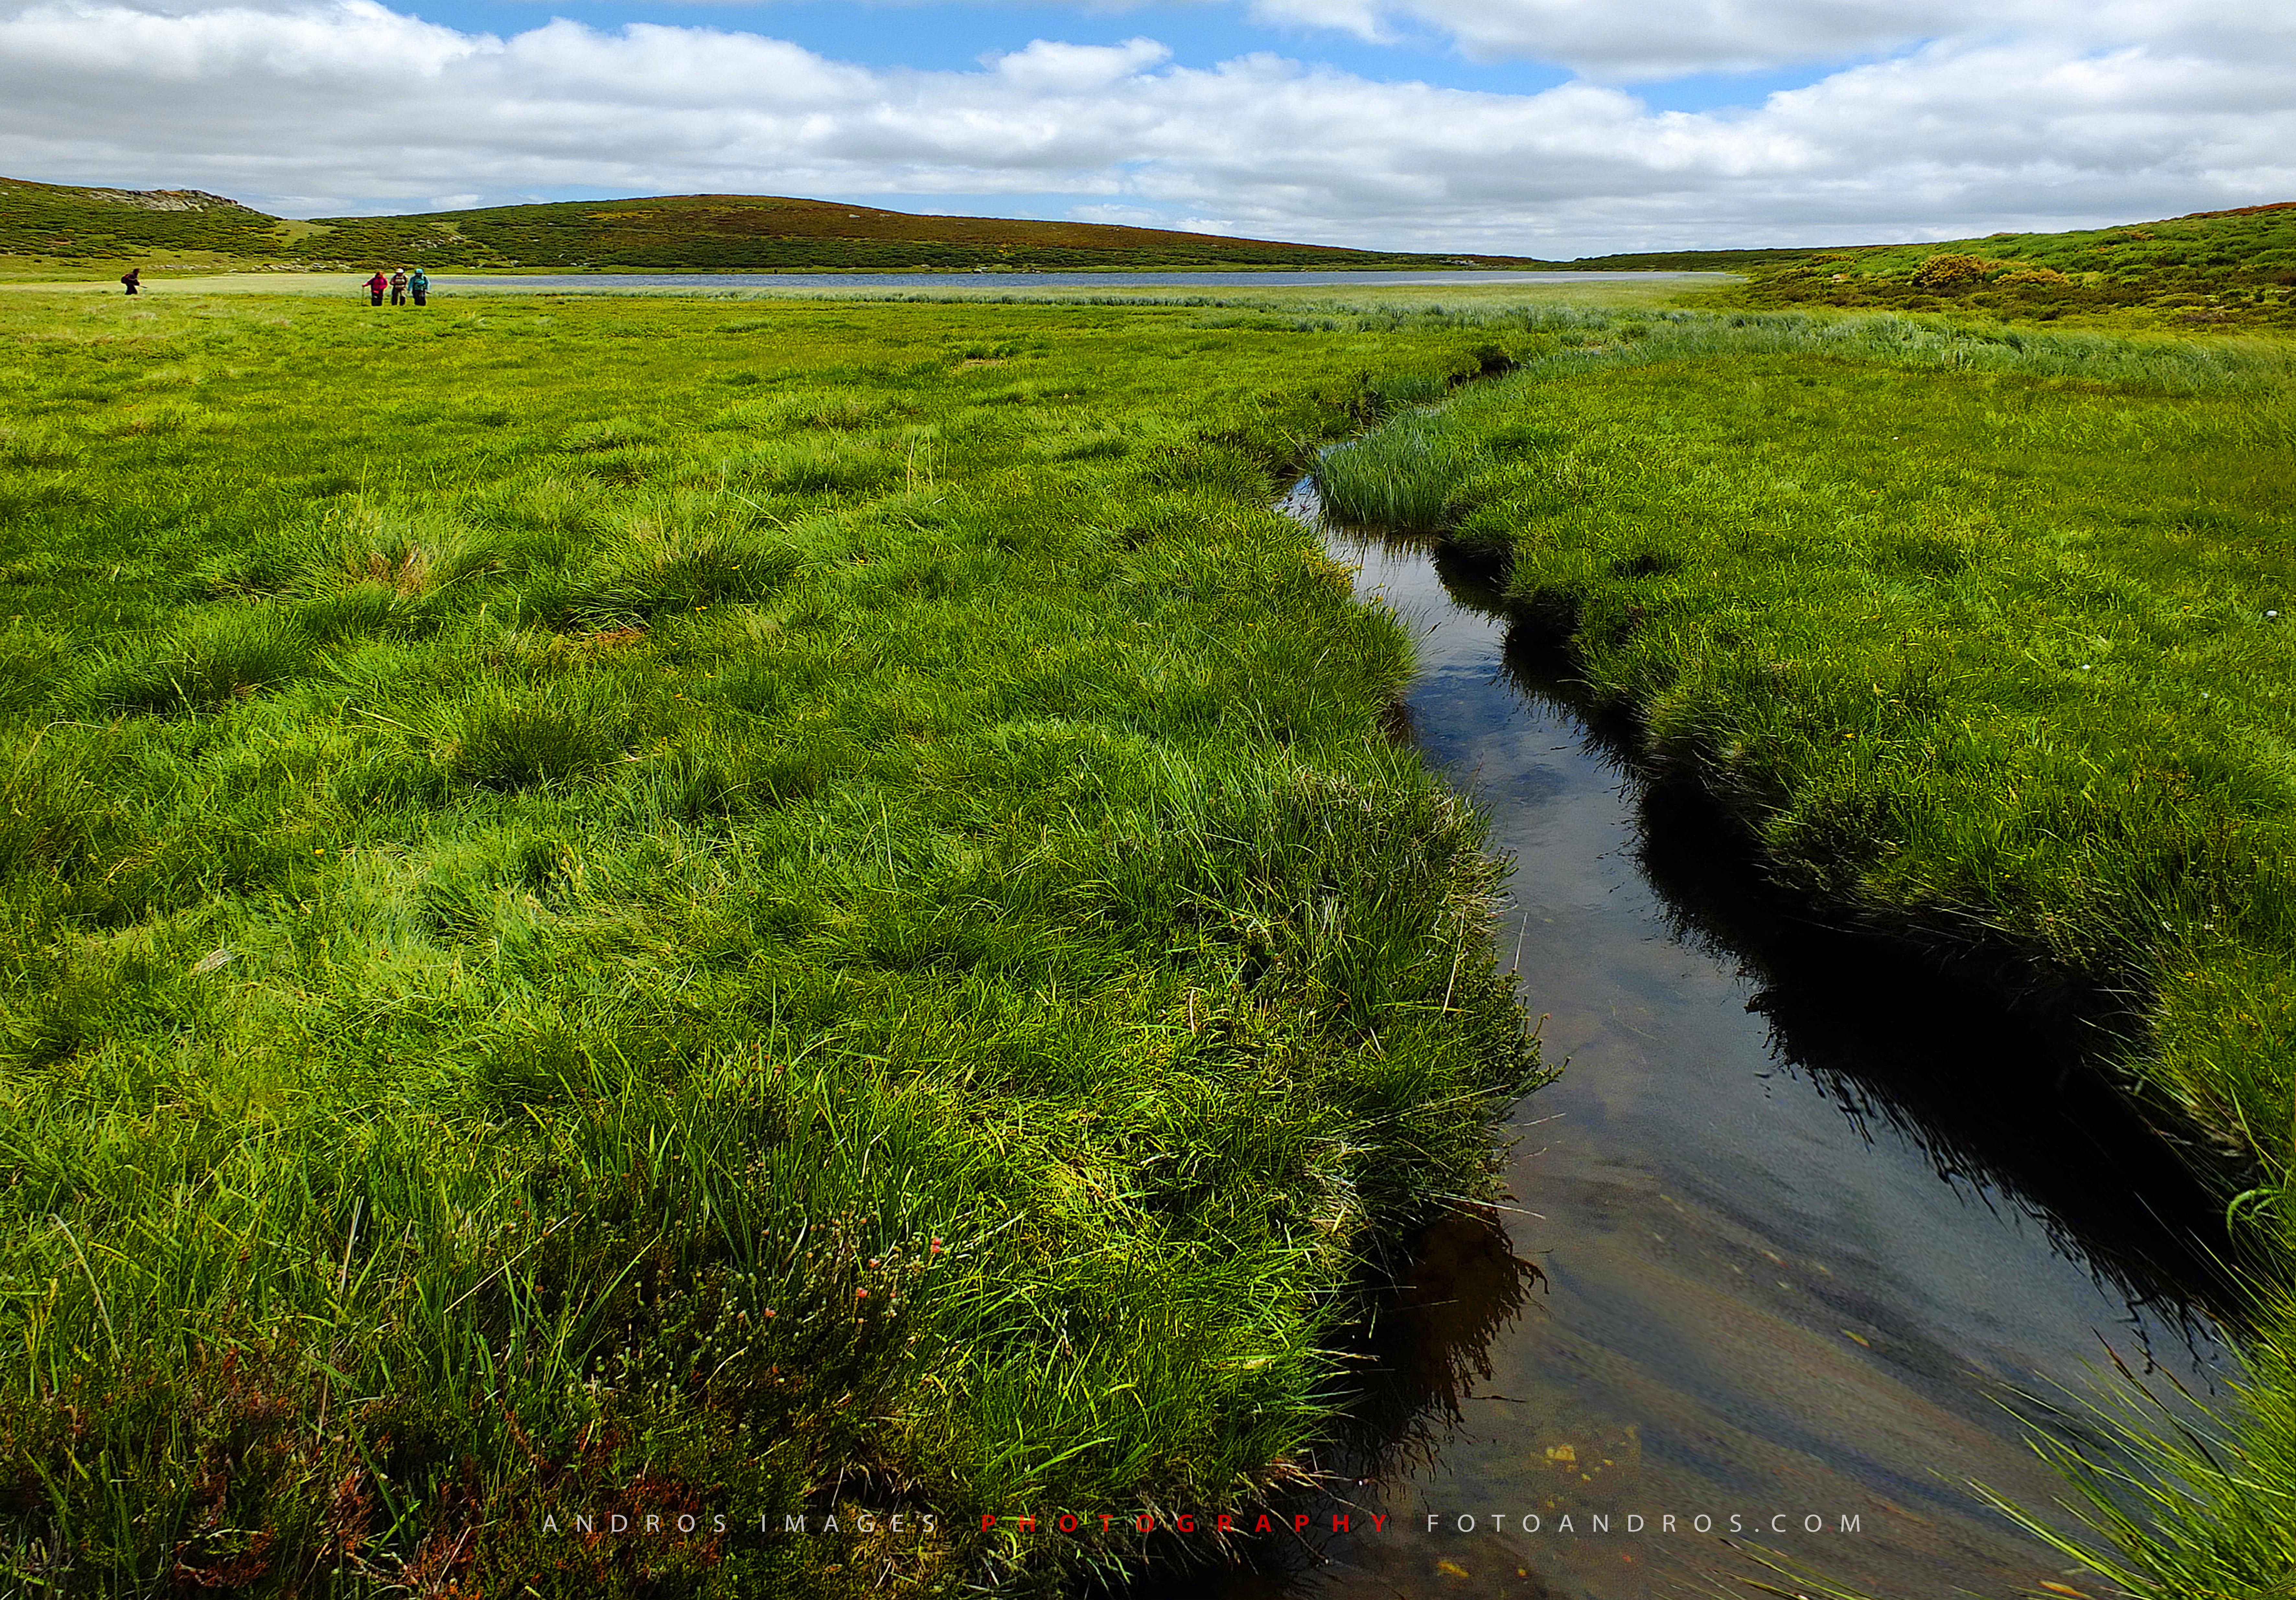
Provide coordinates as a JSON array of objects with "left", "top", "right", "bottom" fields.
[
  {"left": 1, "top": 0, "right": 2289, "bottom": 253},
  {"left": 392, "top": 0, "right": 1829, "bottom": 113}
]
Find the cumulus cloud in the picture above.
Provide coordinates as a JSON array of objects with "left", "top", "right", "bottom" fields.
[{"left": 0, "top": 0, "right": 2288, "bottom": 253}]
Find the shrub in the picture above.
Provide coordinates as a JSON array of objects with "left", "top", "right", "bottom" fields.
[{"left": 1910, "top": 253, "right": 1994, "bottom": 289}]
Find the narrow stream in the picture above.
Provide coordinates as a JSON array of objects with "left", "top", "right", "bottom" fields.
[{"left": 1142, "top": 494, "right": 2238, "bottom": 1599}]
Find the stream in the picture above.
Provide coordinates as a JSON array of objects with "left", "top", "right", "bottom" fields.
[{"left": 1137, "top": 490, "right": 2239, "bottom": 1599}]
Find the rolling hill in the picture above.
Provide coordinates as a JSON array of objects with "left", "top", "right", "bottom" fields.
[
  {"left": 0, "top": 176, "right": 287, "bottom": 265},
  {"left": 0, "top": 176, "right": 1549, "bottom": 273},
  {"left": 10, "top": 174, "right": 2290, "bottom": 322},
  {"left": 1579, "top": 202, "right": 2296, "bottom": 326}
]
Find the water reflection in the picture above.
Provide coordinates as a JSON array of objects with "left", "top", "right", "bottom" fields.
[
  {"left": 431, "top": 269, "right": 1721, "bottom": 294},
  {"left": 1460, "top": 536, "right": 2241, "bottom": 1341},
  {"left": 1121, "top": 505, "right": 2234, "bottom": 1600},
  {"left": 1635, "top": 781, "right": 2238, "bottom": 1344}
]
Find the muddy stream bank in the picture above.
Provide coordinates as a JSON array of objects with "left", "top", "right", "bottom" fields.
[{"left": 1133, "top": 489, "right": 2238, "bottom": 1600}]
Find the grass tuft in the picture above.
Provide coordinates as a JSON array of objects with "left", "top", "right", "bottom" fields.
[
  {"left": 442, "top": 679, "right": 633, "bottom": 791},
  {"left": 1311, "top": 410, "right": 1493, "bottom": 534},
  {"left": 81, "top": 607, "right": 310, "bottom": 715}
]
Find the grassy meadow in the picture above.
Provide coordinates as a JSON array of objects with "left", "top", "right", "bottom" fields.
[
  {"left": 1313, "top": 306, "right": 2296, "bottom": 1598},
  {"left": 0, "top": 274, "right": 1725, "bottom": 317},
  {"left": 0, "top": 292, "right": 1544, "bottom": 1595}
]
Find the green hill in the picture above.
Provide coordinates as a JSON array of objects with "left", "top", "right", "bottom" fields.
[
  {"left": 0, "top": 175, "right": 291, "bottom": 266},
  {"left": 1576, "top": 202, "right": 2296, "bottom": 326},
  {"left": 14, "top": 174, "right": 2292, "bottom": 316},
  {"left": 0, "top": 176, "right": 1549, "bottom": 273},
  {"left": 279, "top": 192, "right": 1556, "bottom": 271}
]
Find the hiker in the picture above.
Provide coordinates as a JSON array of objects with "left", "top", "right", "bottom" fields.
[
  {"left": 120, "top": 267, "right": 140, "bottom": 296},
  {"left": 389, "top": 268, "right": 409, "bottom": 306},
  {"left": 409, "top": 266, "right": 429, "bottom": 306},
  {"left": 363, "top": 269, "right": 388, "bottom": 306}
]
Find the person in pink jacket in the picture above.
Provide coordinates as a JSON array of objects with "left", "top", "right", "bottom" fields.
[{"left": 363, "top": 270, "right": 388, "bottom": 307}]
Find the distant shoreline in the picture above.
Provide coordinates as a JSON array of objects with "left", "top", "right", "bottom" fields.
[
  {"left": 0, "top": 267, "right": 1740, "bottom": 296},
  {"left": 0, "top": 261, "right": 1679, "bottom": 280}
]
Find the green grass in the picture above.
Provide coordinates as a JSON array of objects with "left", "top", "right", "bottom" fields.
[
  {"left": 0, "top": 293, "right": 1543, "bottom": 1595},
  {"left": 1311, "top": 411, "right": 1492, "bottom": 534},
  {"left": 1577, "top": 201, "right": 2296, "bottom": 330},
  {"left": 1313, "top": 303, "right": 2296, "bottom": 1598}
]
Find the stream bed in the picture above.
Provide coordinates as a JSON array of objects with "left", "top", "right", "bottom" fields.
[{"left": 1143, "top": 496, "right": 2239, "bottom": 1599}]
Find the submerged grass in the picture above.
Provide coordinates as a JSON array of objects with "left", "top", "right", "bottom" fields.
[
  {"left": 1316, "top": 304, "right": 2296, "bottom": 1598},
  {"left": 0, "top": 293, "right": 1543, "bottom": 1595}
]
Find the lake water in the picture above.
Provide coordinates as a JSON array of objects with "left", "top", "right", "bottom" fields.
[
  {"left": 429, "top": 270, "right": 1721, "bottom": 292},
  {"left": 1121, "top": 493, "right": 2236, "bottom": 1600}
]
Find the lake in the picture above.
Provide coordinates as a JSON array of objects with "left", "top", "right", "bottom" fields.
[{"left": 430, "top": 270, "right": 1725, "bottom": 292}]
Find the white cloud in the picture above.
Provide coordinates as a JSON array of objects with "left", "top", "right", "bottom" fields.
[
  {"left": 0, "top": 0, "right": 2287, "bottom": 255},
  {"left": 1249, "top": 0, "right": 1390, "bottom": 44},
  {"left": 1255, "top": 0, "right": 2296, "bottom": 82},
  {"left": 987, "top": 36, "right": 1171, "bottom": 91}
]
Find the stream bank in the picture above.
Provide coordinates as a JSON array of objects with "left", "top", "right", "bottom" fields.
[{"left": 1130, "top": 492, "right": 2237, "bottom": 1600}]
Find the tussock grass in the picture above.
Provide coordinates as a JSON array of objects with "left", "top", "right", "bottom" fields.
[
  {"left": 0, "top": 292, "right": 1539, "bottom": 1597},
  {"left": 1989, "top": 1322, "right": 2296, "bottom": 1600},
  {"left": 80, "top": 606, "right": 313, "bottom": 716},
  {"left": 1310, "top": 412, "right": 1490, "bottom": 534},
  {"left": 1323, "top": 305, "right": 2296, "bottom": 1599}
]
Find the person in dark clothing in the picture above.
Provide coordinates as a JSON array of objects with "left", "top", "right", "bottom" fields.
[
  {"left": 120, "top": 268, "right": 140, "bottom": 296},
  {"left": 389, "top": 268, "right": 408, "bottom": 306},
  {"left": 409, "top": 267, "right": 429, "bottom": 306},
  {"left": 364, "top": 270, "right": 388, "bottom": 306}
]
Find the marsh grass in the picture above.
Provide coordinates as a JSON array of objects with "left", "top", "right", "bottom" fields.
[
  {"left": 1321, "top": 305, "right": 2296, "bottom": 1599},
  {"left": 0, "top": 293, "right": 1541, "bottom": 1596},
  {"left": 1986, "top": 1335, "right": 2296, "bottom": 1600},
  {"left": 1310, "top": 411, "right": 1490, "bottom": 534}
]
